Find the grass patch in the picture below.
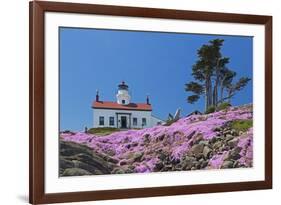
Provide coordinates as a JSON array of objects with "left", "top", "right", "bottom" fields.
[
  {"left": 88, "top": 127, "right": 121, "bottom": 136},
  {"left": 205, "top": 106, "right": 216, "bottom": 114},
  {"left": 164, "top": 119, "right": 176, "bottom": 126},
  {"left": 229, "top": 119, "right": 253, "bottom": 132},
  {"left": 216, "top": 102, "right": 231, "bottom": 111}
]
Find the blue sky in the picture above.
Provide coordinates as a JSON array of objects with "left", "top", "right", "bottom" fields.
[{"left": 59, "top": 27, "right": 253, "bottom": 131}]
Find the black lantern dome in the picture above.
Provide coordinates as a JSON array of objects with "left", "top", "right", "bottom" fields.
[{"left": 118, "top": 81, "right": 129, "bottom": 90}]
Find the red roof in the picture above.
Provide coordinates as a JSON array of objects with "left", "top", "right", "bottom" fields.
[{"left": 92, "top": 101, "right": 152, "bottom": 111}]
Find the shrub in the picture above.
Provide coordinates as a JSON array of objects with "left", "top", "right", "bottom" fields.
[
  {"left": 205, "top": 106, "right": 215, "bottom": 114},
  {"left": 88, "top": 127, "right": 120, "bottom": 136},
  {"left": 229, "top": 119, "right": 253, "bottom": 132},
  {"left": 164, "top": 119, "right": 176, "bottom": 126},
  {"left": 216, "top": 102, "right": 231, "bottom": 111}
]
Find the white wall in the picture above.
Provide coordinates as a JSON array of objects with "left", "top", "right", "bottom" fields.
[
  {"left": 93, "top": 108, "right": 152, "bottom": 128},
  {"left": 0, "top": 0, "right": 280, "bottom": 205},
  {"left": 151, "top": 115, "right": 164, "bottom": 125}
]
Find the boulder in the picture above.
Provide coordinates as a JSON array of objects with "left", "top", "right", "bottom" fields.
[
  {"left": 62, "top": 168, "right": 91, "bottom": 176},
  {"left": 191, "top": 143, "right": 205, "bottom": 157},
  {"left": 230, "top": 130, "right": 239, "bottom": 136},
  {"left": 59, "top": 141, "right": 114, "bottom": 176},
  {"left": 225, "top": 134, "right": 234, "bottom": 142},
  {"left": 221, "top": 160, "right": 234, "bottom": 169},
  {"left": 212, "top": 140, "right": 223, "bottom": 150},
  {"left": 194, "top": 134, "right": 204, "bottom": 144},
  {"left": 154, "top": 161, "right": 164, "bottom": 171},
  {"left": 112, "top": 168, "right": 125, "bottom": 174},
  {"left": 59, "top": 157, "right": 74, "bottom": 169},
  {"left": 133, "top": 152, "right": 144, "bottom": 162},
  {"left": 199, "top": 140, "right": 209, "bottom": 146},
  {"left": 203, "top": 146, "right": 212, "bottom": 159},
  {"left": 200, "top": 160, "right": 208, "bottom": 169},
  {"left": 119, "top": 160, "right": 128, "bottom": 166},
  {"left": 229, "top": 147, "right": 242, "bottom": 159},
  {"left": 227, "top": 138, "right": 239, "bottom": 148},
  {"left": 72, "top": 160, "right": 104, "bottom": 175},
  {"left": 181, "top": 156, "right": 196, "bottom": 170}
]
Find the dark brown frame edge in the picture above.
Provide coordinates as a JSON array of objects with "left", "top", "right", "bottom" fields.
[{"left": 29, "top": 1, "right": 272, "bottom": 204}]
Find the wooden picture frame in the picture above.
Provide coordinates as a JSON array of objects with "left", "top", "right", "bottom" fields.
[{"left": 29, "top": 1, "right": 272, "bottom": 204}]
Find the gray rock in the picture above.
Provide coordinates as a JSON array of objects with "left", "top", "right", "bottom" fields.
[
  {"left": 201, "top": 161, "right": 208, "bottom": 169},
  {"left": 181, "top": 156, "right": 196, "bottom": 170},
  {"left": 231, "top": 130, "right": 239, "bottom": 136},
  {"left": 154, "top": 161, "right": 164, "bottom": 171},
  {"left": 133, "top": 152, "right": 144, "bottom": 162},
  {"left": 227, "top": 138, "right": 239, "bottom": 148},
  {"left": 191, "top": 143, "right": 205, "bottom": 157},
  {"left": 233, "top": 161, "right": 240, "bottom": 168},
  {"left": 191, "top": 167, "right": 197, "bottom": 170},
  {"left": 195, "top": 153, "right": 204, "bottom": 160},
  {"left": 171, "top": 158, "right": 180, "bottom": 165},
  {"left": 212, "top": 140, "right": 223, "bottom": 150},
  {"left": 158, "top": 152, "right": 167, "bottom": 161},
  {"left": 105, "top": 156, "right": 119, "bottom": 164},
  {"left": 112, "top": 168, "right": 125, "bottom": 174},
  {"left": 225, "top": 134, "right": 234, "bottom": 142},
  {"left": 60, "top": 141, "right": 93, "bottom": 156},
  {"left": 213, "top": 127, "right": 222, "bottom": 132},
  {"left": 194, "top": 134, "right": 204, "bottom": 144},
  {"left": 231, "top": 147, "right": 242, "bottom": 156},
  {"left": 221, "top": 160, "right": 234, "bottom": 169},
  {"left": 210, "top": 137, "right": 219, "bottom": 144},
  {"left": 72, "top": 160, "right": 104, "bottom": 175},
  {"left": 223, "top": 129, "right": 232, "bottom": 135},
  {"left": 60, "top": 141, "right": 114, "bottom": 175},
  {"left": 203, "top": 146, "right": 212, "bottom": 158},
  {"left": 119, "top": 160, "right": 128, "bottom": 166},
  {"left": 62, "top": 168, "right": 91, "bottom": 176},
  {"left": 199, "top": 140, "right": 209, "bottom": 146},
  {"left": 128, "top": 165, "right": 135, "bottom": 170},
  {"left": 228, "top": 152, "right": 241, "bottom": 160},
  {"left": 59, "top": 157, "right": 74, "bottom": 169}
]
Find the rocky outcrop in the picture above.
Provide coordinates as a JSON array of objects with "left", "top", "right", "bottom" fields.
[
  {"left": 59, "top": 141, "right": 117, "bottom": 176},
  {"left": 60, "top": 104, "right": 253, "bottom": 175}
]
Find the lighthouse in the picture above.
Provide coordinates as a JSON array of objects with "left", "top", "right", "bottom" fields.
[
  {"left": 92, "top": 81, "right": 163, "bottom": 129},
  {"left": 116, "top": 81, "right": 131, "bottom": 105}
]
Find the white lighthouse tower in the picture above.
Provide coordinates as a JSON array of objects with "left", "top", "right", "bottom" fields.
[{"left": 116, "top": 81, "right": 131, "bottom": 105}]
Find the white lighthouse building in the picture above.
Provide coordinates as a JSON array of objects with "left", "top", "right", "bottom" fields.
[{"left": 92, "top": 81, "right": 163, "bottom": 129}]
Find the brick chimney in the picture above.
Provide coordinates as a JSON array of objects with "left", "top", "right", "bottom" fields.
[
  {"left": 96, "top": 90, "right": 99, "bottom": 102},
  {"left": 146, "top": 95, "right": 150, "bottom": 105}
]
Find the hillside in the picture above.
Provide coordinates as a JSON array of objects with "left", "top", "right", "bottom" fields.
[{"left": 60, "top": 104, "right": 253, "bottom": 176}]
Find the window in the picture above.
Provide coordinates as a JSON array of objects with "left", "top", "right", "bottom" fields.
[
  {"left": 109, "top": 117, "right": 114, "bottom": 126},
  {"left": 133, "top": 117, "right": 137, "bottom": 126},
  {"left": 142, "top": 118, "right": 147, "bottom": 126},
  {"left": 122, "top": 99, "right": 125, "bottom": 104},
  {"left": 99, "top": 116, "right": 104, "bottom": 125}
]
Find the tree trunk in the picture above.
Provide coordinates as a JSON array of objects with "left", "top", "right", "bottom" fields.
[
  {"left": 205, "top": 82, "right": 208, "bottom": 111},
  {"left": 208, "top": 78, "right": 213, "bottom": 108},
  {"left": 205, "top": 77, "right": 212, "bottom": 111},
  {"left": 213, "top": 79, "right": 218, "bottom": 107},
  {"left": 220, "top": 86, "right": 224, "bottom": 103},
  {"left": 227, "top": 90, "right": 232, "bottom": 103}
]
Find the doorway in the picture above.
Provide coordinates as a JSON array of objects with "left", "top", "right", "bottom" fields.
[{"left": 121, "top": 116, "right": 127, "bottom": 128}]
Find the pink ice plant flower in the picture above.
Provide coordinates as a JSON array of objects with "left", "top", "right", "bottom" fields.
[{"left": 61, "top": 105, "right": 253, "bottom": 172}]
